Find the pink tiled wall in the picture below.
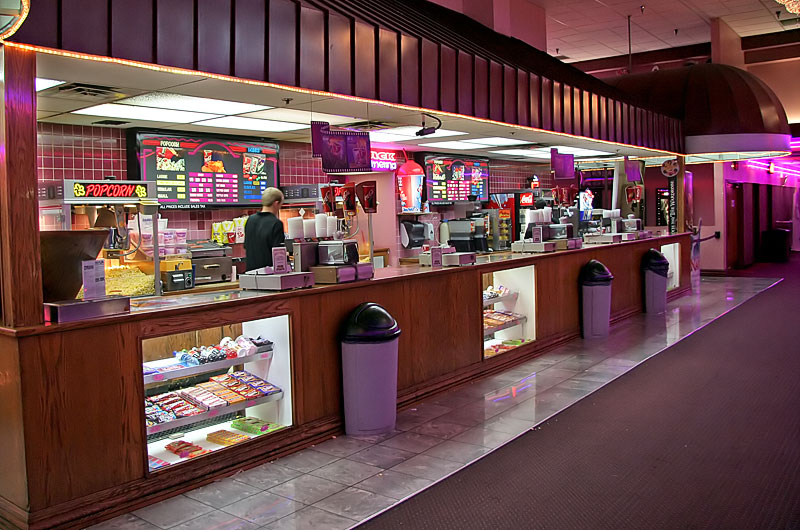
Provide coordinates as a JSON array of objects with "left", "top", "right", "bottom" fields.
[
  {"left": 489, "top": 160, "right": 553, "bottom": 191},
  {"left": 38, "top": 123, "right": 127, "bottom": 182}
]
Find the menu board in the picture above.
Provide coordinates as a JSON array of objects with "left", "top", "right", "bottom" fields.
[
  {"left": 131, "top": 131, "right": 279, "bottom": 209},
  {"left": 425, "top": 156, "right": 489, "bottom": 203}
]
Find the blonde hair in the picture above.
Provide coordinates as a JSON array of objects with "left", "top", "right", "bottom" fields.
[{"left": 261, "top": 187, "right": 284, "bottom": 207}]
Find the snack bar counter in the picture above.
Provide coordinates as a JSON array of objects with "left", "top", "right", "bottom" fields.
[{"left": 0, "top": 233, "right": 690, "bottom": 530}]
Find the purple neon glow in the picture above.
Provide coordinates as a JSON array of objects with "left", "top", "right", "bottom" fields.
[{"left": 748, "top": 160, "right": 800, "bottom": 178}]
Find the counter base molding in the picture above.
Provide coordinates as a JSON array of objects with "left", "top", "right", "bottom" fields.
[{"left": 0, "top": 235, "right": 690, "bottom": 530}]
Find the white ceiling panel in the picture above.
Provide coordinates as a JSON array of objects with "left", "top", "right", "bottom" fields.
[{"left": 544, "top": 0, "right": 789, "bottom": 62}]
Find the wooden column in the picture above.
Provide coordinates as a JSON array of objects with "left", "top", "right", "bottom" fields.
[{"left": 0, "top": 45, "right": 41, "bottom": 327}]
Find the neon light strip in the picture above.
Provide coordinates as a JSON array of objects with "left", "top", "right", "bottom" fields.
[
  {"left": 748, "top": 161, "right": 800, "bottom": 177},
  {"left": 5, "top": 41, "right": 680, "bottom": 157}
]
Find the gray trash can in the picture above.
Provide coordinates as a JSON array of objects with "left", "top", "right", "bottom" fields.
[
  {"left": 341, "top": 303, "right": 401, "bottom": 436},
  {"left": 580, "top": 260, "right": 613, "bottom": 339},
  {"left": 642, "top": 249, "right": 669, "bottom": 314}
]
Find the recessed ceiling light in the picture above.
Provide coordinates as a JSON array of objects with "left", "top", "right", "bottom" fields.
[
  {"left": 118, "top": 93, "right": 271, "bottom": 115},
  {"left": 193, "top": 116, "right": 309, "bottom": 132},
  {"left": 35, "top": 78, "right": 65, "bottom": 92},
  {"left": 243, "top": 108, "right": 357, "bottom": 125},
  {"left": 72, "top": 103, "right": 220, "bottom": 123},
  {"left": 369, "top": 131, "right": 418, "bottom": 143},
  {"left": 531, "top": 146, "right": 613, "bottom": 157},
  {"left": 462, "top": 137, "right": 532, "bottom": 146},
  {"left": 386, "top": 126, "right": 467, "bottom": 138},
  {"left": 418, "top": 141, "right": 490, "bottom": 150},
  {"left": 489, "top": 149, "right": 551, "bottom": 158}
]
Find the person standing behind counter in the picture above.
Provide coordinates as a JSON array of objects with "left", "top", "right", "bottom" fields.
[{"left": 245, "top": 187, "right": 286, "bottom": 271}]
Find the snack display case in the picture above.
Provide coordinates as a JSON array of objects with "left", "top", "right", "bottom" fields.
[
  {"left": 142, "top": 314, "right": 293, "bottom": 470},
  {"left": 482, "top": 265, "right": 536, "bottom": 359}
]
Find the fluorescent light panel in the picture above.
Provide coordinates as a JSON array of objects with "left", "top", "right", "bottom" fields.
[
  {"left": 193, "top": 116, "right": 308, "bottom": 132},
  {"left": 72, "top": 103, "right": 220, "bottom": 123},
  {"left": 369, "top": 131, "right": 418, "bottom": 143},
  {"left": 462, "top": 137, "right": 531, "bottom": 146},
  {"left": 118, "top": 93, "right": 271, "bottom": 115},
  {"left": 418, "top": 141, "right": 490, "bottom": 150},
  {"left": 489, "top": 149, "right": 551, "bottom": 159},
  {"left": 243, "top": 108, "right": 357, "bottom": 125},
  {"left": 35, "top": 78, "right": 65, "bottom": 91}
]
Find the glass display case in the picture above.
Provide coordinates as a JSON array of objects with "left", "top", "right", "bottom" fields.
[
  {"left": 482, "top": 265, "right": 536, "bottom": 359},
  {"left": 142, "top": 315, "right": 293, "bottom": 471}
]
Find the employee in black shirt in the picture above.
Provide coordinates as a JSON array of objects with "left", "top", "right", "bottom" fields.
[{"left": 244, "top": 187, "right": 286, "bottom": 271}]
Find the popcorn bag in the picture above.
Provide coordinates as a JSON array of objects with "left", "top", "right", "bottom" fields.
[{"left": 234, "top": 217, "right": 247, "bottom": 244}]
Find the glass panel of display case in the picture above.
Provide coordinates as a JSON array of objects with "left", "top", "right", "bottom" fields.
[
  {"left": 142, "top": 315, "right": 292, "bottom": 472},
  {"left": 482, "top": 265, "right": 536, "bottom": 359},
  {"left": 660, "top": 243, "right": 681, "bottom": 291}
]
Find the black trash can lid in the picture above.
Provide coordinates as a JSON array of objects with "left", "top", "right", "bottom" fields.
[
  {"left": 579, "top": 259, "right": 614, "bottom": 286},
  {"left": 341, "top": 302, "right": 402, "bottom": 343},
  {"left": 641, "top": 248, "right": 670, "bottom": 277}
]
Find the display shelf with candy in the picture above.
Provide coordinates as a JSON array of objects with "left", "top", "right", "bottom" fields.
[
  {"left": 143, "top": 335, "right": 272, "bottom": 385},
  {"left": 483, "top": 311, "right": 527, "bottom": 338},
  {"left": 146, "top": 389, "right": 283, "bottom": 436},
  {"left": 483, "top": 337, "right": 534, "bottom": 359},
  {"left": 482, "top": 287, "right": 518, "bottom": 308},
  {"left": 147, "top": 417, "right": 288, "bottom": 468},
  {"left": 143, "top": 349, "right": 273, "bottom": 385}
]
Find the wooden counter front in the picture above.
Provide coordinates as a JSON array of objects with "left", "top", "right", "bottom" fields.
[{"left": 0, "top": 234, "right": 690, "bottom": 530}]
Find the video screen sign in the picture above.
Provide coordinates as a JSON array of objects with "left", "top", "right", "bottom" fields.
[
  {"left": 425, "top": 156, "right": 489, "bottom": 202},
  {"left": 131, "top": 131, "right": 279, "bottom": 209}
]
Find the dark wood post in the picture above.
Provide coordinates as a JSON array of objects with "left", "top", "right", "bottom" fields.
[{"left": 0, "top": 44, "right": 42, "bottom": 327}]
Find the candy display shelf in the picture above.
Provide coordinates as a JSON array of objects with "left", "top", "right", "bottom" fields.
[
  {"left": 483, "top": 316, "right": 527, "bottom": 338},
  {"left": 482, "top": 291, "right": 518, "bottom": 308},
  {"left": 143, "top": 348, "right": 273, "bottom": 385},
  {"left": 146, "top": 391, "right": 284, "bottom": 436},
  {"left": 147, "top": 421, "right": 289, "bottom": 469}
]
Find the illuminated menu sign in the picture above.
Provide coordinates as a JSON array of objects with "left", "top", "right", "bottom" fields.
[
  {"left": 64, "top": 180, "right": 156, "bottom": 204},
  {"left": 425, "top": 156, "right": 489, "bottom": 202},
  {"left": 133, "top": 132, "right": 279, "bottom": 209}
]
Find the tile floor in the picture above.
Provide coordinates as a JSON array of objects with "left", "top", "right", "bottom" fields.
[{"left": 88, "top": 276, "right": 778, "bottom": 530}]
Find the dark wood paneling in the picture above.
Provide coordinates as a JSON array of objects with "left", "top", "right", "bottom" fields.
[
  {"left": 473, "top": 56, "right": 489, "bottom": 118},
  {"left": 421, "top": 38, "right": 439, "bottom": 110},
  {"left": 328, "top": 13, "right": 352, "bottom": 95},
  {"left": 541, "top": 77, "right": 553, "bottom": 130},
  {"left": 582, "top": 89, "right": 591, "bottom": 138},
  {"left": 0, "top": 335, "right": 27, "bottom": 511},
  {"left": 439, "top": 45, "right": 457, "bottom": 112},
  {"left": 354, "top": 21, "right": 376, "bottom": 99},
  {"left": 234, "top": 0, "right": 266, "bottom": 81},
  {"left": 62, "top": 0, "right": 108, "bottom": 56},
  {"left": 11, "top": 0, "right": 58, "bottom": 48},
  {"left": 615, "top": 101, "right": 623, "bottom": 144},
  {"left": 489, "top": 61, "right": 503, "bottom": 121},
  {"left": 111, "top": 0, "right": 154, "bottom": 63},
  {"left": 529, "top": 73, "right": 541, "bottom": 128},
  {"left": 379, "top": 28, "right": 399, "bottom": 103},
  {"left": 598, "top": 96, "right": 608, "bottom": 141},
  {"left": 197, "top": 0, "right": 232, "bottom": 75},
  {"left": 0, "top": 46, "right": 42, "bottom": 328},
  {"left": 268, "top": 0, "right": 298, "bottom": 87},
  {"left": 299, "top": 6, "right": 325, "bottom": 90},
  {"left": 562, "top": 84, "right": 572, "bottom": 135},
  {"left": 400, "top": 35, "right": 420, "bottom": 107},
  {"left": 517, "top": 70, "right": 530, "bottom": 127},
  {"left": 503, "top": 65, "right": 517, "bottom": 124},
  {"left": 591, "top": 93, "right": 599, "bottom": 140},
  {"left": 19, "top": 323, "right": 145, "bottom": 509},
  {"left": 622, "top": 102, "right": 630, "bottom": 145},
  {"left": 552, "top": 81, "right": 562, "bottom": 132},
  {"left": 458, "top": 52, "right": 473, "bottom": 116},
  {"left": 156, "top": 0, "right": 195, "bottom": 70}
]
